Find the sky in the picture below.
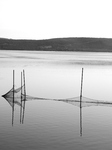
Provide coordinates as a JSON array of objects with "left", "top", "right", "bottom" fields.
[{"left": 0, "top": 0, "right": 112, "bottom": 40}]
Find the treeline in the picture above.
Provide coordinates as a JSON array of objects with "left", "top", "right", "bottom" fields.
[{"left": 0, "top": 37, "right": 112, "bottom": 52}]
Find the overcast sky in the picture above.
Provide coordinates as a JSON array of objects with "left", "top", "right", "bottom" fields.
[{"left": 0, "top": 0, "right": 112, "bottom": 40}]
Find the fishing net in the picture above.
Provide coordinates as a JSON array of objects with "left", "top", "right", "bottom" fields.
[
  {"left": 22, "top": 95, "right": 112, "bottom": 107},
  {"left": 2, "top": 85, "right": 25, "bottom": 107},
  {"left": 2, "top": 85, "right": 112, "bottom": 108},
  {"left": 58, "top": 96, "right": 112, "bottom": 107}
]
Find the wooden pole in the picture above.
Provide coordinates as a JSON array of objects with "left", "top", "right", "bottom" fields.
[
  {"left": 80, "top": 68, "right": 83, "bottom": 107},
  {"left": 20, "top": 71, "right": 23, "bottom": 124},
  {"left": 22, "top": 69, "right": 26, "bottom": 124},
  {"left": 12, "top": 70, "right": 15, "bottom": 126},
  {"left": 80, "top": 68, "right": 83, "bottom": 136}
]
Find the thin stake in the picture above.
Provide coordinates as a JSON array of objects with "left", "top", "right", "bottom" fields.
[
  {"left": 12, "top": 70, "right": 15, "bottom": 126},
  {"left": 20, "top": 72, "right": 23, "bottom": 124},
  {"left": 80, "top": 68, "right": 83, "bottom": 107},
  {"left": 79, "top": 68, "right": 83, "bottom": 136},
  {"left": 22, "top": 70, "right": 26, "bottom": 124}
]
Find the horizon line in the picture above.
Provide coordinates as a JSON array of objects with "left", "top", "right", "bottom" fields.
[{"left": 0, "top": 36, "right": 112, "bottom": 41}]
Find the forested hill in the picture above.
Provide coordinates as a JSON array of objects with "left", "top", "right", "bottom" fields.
[{"left": 0, "top": 37, "right": 112, "bottom": 52}]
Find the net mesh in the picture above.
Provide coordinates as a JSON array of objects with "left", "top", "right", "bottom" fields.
[
  {"left": 58, "top": 96, "right": 112, "bottom": 107},
  {"left": 2, "top": 85, "right": 112, "bottom": 108},
  {"left": 2, "top": 85, "right": 25, "bottom": 107},
  {"left": 21, "top": 94, "right": 112, "bottom": 107}
]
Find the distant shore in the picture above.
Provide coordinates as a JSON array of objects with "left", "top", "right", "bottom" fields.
[{"left": 0, "top": 37, "right": 112, "bottom": 52}]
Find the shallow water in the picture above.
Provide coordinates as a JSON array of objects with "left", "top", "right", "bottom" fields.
[{"left": 1, "top": 50, "right": 112, "bottom": 150}]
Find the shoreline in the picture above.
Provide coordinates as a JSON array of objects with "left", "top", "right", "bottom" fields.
[
  {"left": 0, "top": 37, "right": 112, "bottom": 52},
  {"left": 0, "top": 49, "right": 112, "bottom": 53}
]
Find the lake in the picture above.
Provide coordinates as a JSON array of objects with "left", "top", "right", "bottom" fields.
[{"left": 1, "top": 50, "right": 112, "bottom": 150}]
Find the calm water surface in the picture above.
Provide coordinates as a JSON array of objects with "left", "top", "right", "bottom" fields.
[{"left": 1, "top": 50, "right": 112, "bottom": 150}]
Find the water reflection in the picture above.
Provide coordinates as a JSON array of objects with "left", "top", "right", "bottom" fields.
[{"left": 2, "top": 68, "right": 112, "bottom": 136}]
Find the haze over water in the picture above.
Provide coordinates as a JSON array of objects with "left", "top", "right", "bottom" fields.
[{"left": 1, "top": 50, "right": 112, "bottom": 150}]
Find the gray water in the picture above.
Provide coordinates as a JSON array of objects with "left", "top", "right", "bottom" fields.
[{"left": 1, "top": 50, "right": 112, "bottom": 150}]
